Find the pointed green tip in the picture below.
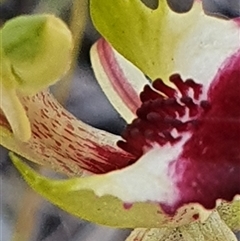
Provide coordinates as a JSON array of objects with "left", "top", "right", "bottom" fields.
[
  {"left": 11, "top": 153, "right": 206, "bottom": 229},
  {"left": 10, "top": 153, "right": 159, "bottom": 228}
]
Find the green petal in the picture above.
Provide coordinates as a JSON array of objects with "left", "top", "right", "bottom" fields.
[
  {"left": 176, "top": 211, "right": 237, "bottom": 241},
  {"left": 217, "top": 200, "right": 240, "bottom": 232},
  {"left": 90, "top": 0, "right": 240, "bottom": 84},
  {"left": 11, "top": 153, "right": 210, "bottom": 228},
  {"left": 126, "top": 212, "right": 237, "bottom": 241},
  {"left": 90, "top": 0, "right": 169, "bottom": 80}
]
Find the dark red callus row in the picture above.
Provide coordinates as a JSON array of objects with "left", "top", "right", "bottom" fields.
[{"left": 118, "top": 74, "right": 209, "bottom": 158}]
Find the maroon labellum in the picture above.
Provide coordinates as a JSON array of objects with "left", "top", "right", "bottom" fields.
[{"left": 118, "top": 50, "right": 240, "bottom": 214}]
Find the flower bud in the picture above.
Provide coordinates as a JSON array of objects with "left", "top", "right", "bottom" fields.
[
  {"left": 1, "top": 14, "right": 73, "bottom": 95},
  {"left": 0, "top": 14, "right": 72, "bottom": 142}
]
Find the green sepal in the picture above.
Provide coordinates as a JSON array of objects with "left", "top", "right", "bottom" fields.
[
  {"left": 217, "top": 200, "right": 240, "bottom": 232},
  {"left": 11, "top": 153, "right": 197, "bottom": 229},
  {"left": 90, "top": 0, "right": 239, "bottom": 85},
  {"left": 90, "top": 0, "right": 170, "bottom": 80}
]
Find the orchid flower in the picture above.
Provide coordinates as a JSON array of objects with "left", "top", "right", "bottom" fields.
[{"left": 1, "top": 0, "right": 240, "bottom": 240}]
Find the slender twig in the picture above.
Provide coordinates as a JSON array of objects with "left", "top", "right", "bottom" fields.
[{"left": 53, "top": 0, "right": 88, "bottom": 105}]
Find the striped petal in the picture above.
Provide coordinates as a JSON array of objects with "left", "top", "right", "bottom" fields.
[
  {"left": 90, "top": 0, "right": 240, "bottom": 84},
  {"left": 91, "top": 38, "right": 149, "bottom": 123},
  {"left": 0, "top": 90, "right": 133, "bottom": 176},
  {"left": 125, "top": 211, "right": 237, "bottom": 241}
]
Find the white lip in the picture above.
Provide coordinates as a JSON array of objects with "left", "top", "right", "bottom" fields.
[{"left": 87, "top": 134, "right": 191, "bottom": 206}]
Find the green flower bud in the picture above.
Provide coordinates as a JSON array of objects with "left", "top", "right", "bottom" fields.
[
  {"left": 0, "top": 47, "right": 17, "bottom": 89},
  {"left": 0, "top": 14, "right": 73, "bottom": 142},
  {"left": 1, "top": 14, "right": 73, "bottom": 94}
]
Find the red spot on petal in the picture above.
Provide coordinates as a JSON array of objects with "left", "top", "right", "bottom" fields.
[
  {"left": 192, "top": 214, "right": 199, "bottom": 220},
  {"left": 234, "top": 17, "right": 240, "bottom": 27},
  {"left": 66, "top": 123, "right": 75, "bottom": 131},
  {"left": 68, "top": 144, "right": 76, "bottom": 151},
  {"left": 40, "top": 123, "right": 49, "bottom": 132},
  {"left": 123, "top": 203, "right": 133, "bottom": 210},
  {"left": 55, "top": 140, "right": 62, "bottom": 147},
  {"left": 0, "top": 111, "right": 11, "bottom": 130}
]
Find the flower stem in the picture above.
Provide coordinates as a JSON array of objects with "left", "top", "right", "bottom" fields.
[
  {"left": 52, "top": 0, "right": 88, "bottom": 105},
  {"left": 0, "top": 83, "right": 31, "bottom": 142},
  {"left": 11, "top": 174, "right": 42, "bottom": 241}
]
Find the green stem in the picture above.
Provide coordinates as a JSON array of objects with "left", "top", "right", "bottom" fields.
[
  {"left": 0, "top": 83, "right": 31, "bottom": 141},
  {"left": 11, "top": 169, "right": 42, "bottom": 241},
  {"left": 52, "top": 0, "right": 88, "bottom": 105}
]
